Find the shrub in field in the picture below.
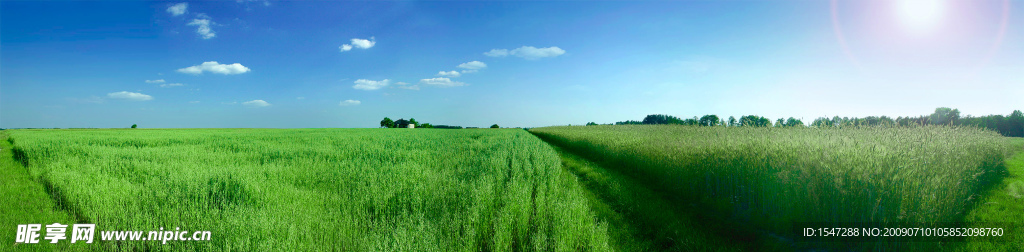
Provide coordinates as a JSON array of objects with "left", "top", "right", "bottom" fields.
[
  {"left": 8, "top": 129, "right": 611, "bottom": 251},
  {"left": 530, "top": 125, "right": 1015, "bottom": 244}
]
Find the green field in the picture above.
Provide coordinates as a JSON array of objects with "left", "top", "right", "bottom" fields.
[
  {"left": 2, "top": 129, "right": 610, "bottom": 251},
  {"left": 4, "top": 126, "right": 1023, "bottom": 251},
  {"left": 531, "top": 125, "right": 1022, "bottom": 250}
]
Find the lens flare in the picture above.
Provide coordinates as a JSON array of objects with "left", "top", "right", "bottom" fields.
[
  {"left": 894, "top": 0, "right": 948, "bottom": 34},
  {"left": 830, "top": 0, "right": 1010, "bottom": 72}
]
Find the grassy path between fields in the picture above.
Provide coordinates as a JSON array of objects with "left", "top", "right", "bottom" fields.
[
  {"left": 533, "top": 128, "right": 757, "bottom": 251},
  {"left": 955, "top": 138, "right": 1024, "bottom": 251},
  {"left": 548, "top": 144, "right": 745, "bottom": 252},
  {"left": 0, "top": 131, "right": 85, "bottom": 251}
]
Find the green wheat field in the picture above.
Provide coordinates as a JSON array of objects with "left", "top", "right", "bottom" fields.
[{"left": 2, "top": 126, "right": 1022, "bottom": 251}]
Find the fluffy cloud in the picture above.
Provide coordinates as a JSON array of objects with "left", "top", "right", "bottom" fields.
[
  {"left": 420, "top": 77, "right": 466, "bottom": 87},
  {"left": 145, "top": 79, "right": 165, "bottom": 83},
  {"left": 351, "top": 38, "right": 375, "bottom": 49},
  {"left": 167, "top": 3, "right": 188, "bottom": 16},
  {"left": 510, "top": 46, "right": 565, "bottom": 60},
  {"left": 460, "top": 69, "right": 478, "bottom": 74},
  {"left": 242, "top": 100, "right": 270, "bottom": 107},
  {"left": 353, "top": 79, "right": 390, "bottom": 90},
  {"left": 187, "top": 19, "right": 215, "bottom": 39},
  {"left": 437, "top": 71, "right": 461, "bottom": 78},
  {"left": 339, "top": 37, "right": 375, "bottom": 52},
  {"left": 457, "top": 61, "right": 486, "bottom": 70},
  {"left": 483, "top": 49, "right": 509, "bottom": 57},
  {"left": 107, "top": 91, "right": 153, "bottom": 101},
  {"left": 339, "top": 100, "right": 361, "bottom": 106},
  {"left": 160, "top": 83, "right": 185, "bottom": 88},
  {"left": 177, "top": 61, "right": 251, "bottom": 75}
]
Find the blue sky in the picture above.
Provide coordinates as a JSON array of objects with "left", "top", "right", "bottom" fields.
[{"left": 2, "top": 0, "right": 1022, "bottom": 128}]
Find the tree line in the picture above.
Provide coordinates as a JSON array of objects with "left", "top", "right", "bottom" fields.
[
  {"left": 605, "top": 107, "right": 1024, "bottom": 137},
  {"left": 808, "top": 107, "right": 1024, "bottom": 137},
  {"left": 379, "top": 117, "right": 500, "bottom": 129},
  {"left": 612, "top": 114, "right": 799, "bottom": 127}
]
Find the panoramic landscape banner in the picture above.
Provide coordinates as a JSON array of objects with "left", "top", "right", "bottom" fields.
[{"left": 2, "top": 0, "right": 1022, "bottom": 251}]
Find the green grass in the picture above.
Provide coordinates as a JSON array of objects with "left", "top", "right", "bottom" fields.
[
  {"left": 548, "top": 144, "right": 744, "bottom": 252},
  {"left": 956, "top": 138, "right": 1024, "bottom": 251},
  {"left": 531, "top": 125, "right": 1017, "bottom": 250},
  {"left": 3, "top": 128, "right": 611, "bottom": 251},
  {"left": 1, "top": 132, "right": 85, "bottom": 251}
]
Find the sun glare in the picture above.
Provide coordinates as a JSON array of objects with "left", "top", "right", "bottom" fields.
[{"left": 894, "top": 0, "right": 948, "bottom": 34}]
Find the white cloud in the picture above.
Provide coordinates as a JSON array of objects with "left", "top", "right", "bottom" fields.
[
  {"left": 187, "top": 19, "right": 215, "bottom": 39},
  {"left": 395, "top": 81, "right": 420, "bottom": 90},
  {"left": 420, "top": 77, "right": 466, "bottom": 87},
  {"left": 437, "top": 71, "right": 461, "bottom": 78},
  {"left": 484, "top": 49, "right": 509, "bottom": 57},
  {"left": 177, "top": 61, "right": 251, "bottom": 75},
  {"left": 351, "top": 37, "right": 375, "bottom": 49},
  {"left": 145, "top": 79, "right": 166, "bottom": 83},
  {"left": 339, "top": 37, "right": 375, "bottom": 52},
  {"left": 189, "top": 101, "right": 201, "bottom": 104},
  {"left": 242, "top": 100, "right": 270, "bottom": 107},
  {"left": 510, "top": 46, "right": 565, "bottom": 60},
  {"left": 460, "top": 69, "right": 478, "bottom": 74},
  {"left": 353, "top": 79, "right": 390, "bottom": 90},
  {"left": 107, "top": 91, "right": 153, "bottom": 101},
  {"left": 167, "top": 3, "right": 188, "bottom": 16},
  {"left": 457, "top": 61, "right": 486, "bottom": 70},
  {"left": 339, "top": 100, "right": 361, "bottom": 106},
  {"left": 160, "top": 83, "right": 185, "bottom": 88}
]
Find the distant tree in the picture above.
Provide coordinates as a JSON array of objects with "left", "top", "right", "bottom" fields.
[
  {"left": 930, "top": 107, "right": 960, "bottom": 125},
  {"left": 409, "top": 118, "right": 419, "bottom": 128},
  {"left": 784, "top": 117, "right": 804, "bottom": 127},
  {"left": 490, "top": 124, "right": 500, "bottom": 128},
  {"left": 586, "top": 122, "right": 598, "bottom": 126},
  {"left": 728, "top": 116, "right": 736, "bottom": 127},
  {"left": 381, "top": 117, "right": 395, "bottom": 128},
  {"left": 878, "top": 116, "right": 895, "bottom": 126},
  {"left": 616, "top": 120, "right": 643, "bottom": 125},
  {"left": 739, "top": 115, "right": 771, "bottom": 127},
  {"left": 775, "top": 118, "right": 785, "bottom": 127},
  {"left": 643, "top": 114, "right": 684, "bottom": 125},
  {"left": 434, "top": 125, "right": 463, "bottom": 129},
  {"left": 420, "top": 123, "right": 433, "bottom": 128},
  {"left": 1010, "top": 110, "right": 1024, "bottom": 137},
  {"left": 698, "top": 115, "right": 719, "bottom": 127},
  {"left": 395, "top": 118, "right": 410, "bottom": 128},
  {"left": 684, "top": 117, "right": 698, "bottom": 125},
  {"left": 812, "top": 117, "right": 831, "bottom": 127},
  {"left": 131, "top": 124, "right": 137, "bottom": 129}
]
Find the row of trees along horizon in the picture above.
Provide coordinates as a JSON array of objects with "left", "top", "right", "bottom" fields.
[
  {"left": 601, "top": 107, "right": 1024, "bottom": 137},
  {"left": 379, "top": 117, "right": 499, "bottom": 129}
]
